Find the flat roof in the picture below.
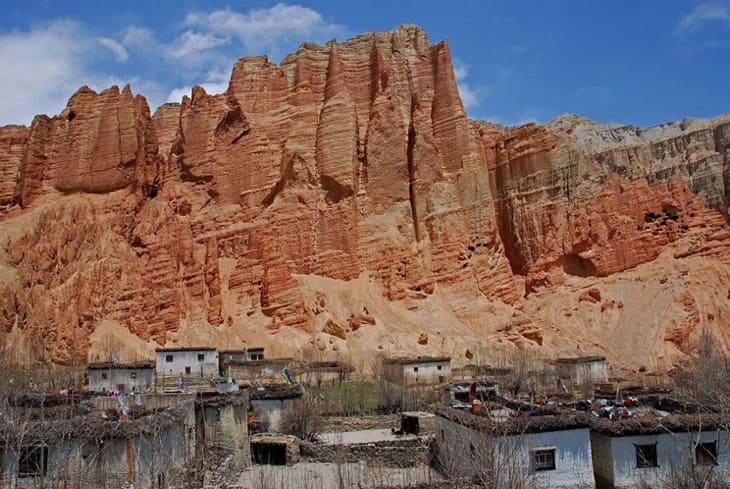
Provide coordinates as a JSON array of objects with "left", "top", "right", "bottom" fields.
[
  {"left": 589, "top": 413, "right": 725, "bottom": 436},
  {"left": 88, "top": 361, "right": 154, "bottom": 370},
  {"left": 219, "top": 347, "right": 264, "bottom": 354},
  {"left": 435, "top": 406, "right": 590, "bottom": 436},
  {"left": 384, "top": 356, "right": 451, "bottom": 365},
  {"left": 554, "top": 355, "right": 606, "bottom": 364},
  {"left": 155, "top": 346, "right": 217, "bottom": 352}
]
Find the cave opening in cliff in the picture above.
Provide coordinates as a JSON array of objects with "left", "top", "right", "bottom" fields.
[{"left": 561, "top": 253, "right": 597, "bottom": 277}]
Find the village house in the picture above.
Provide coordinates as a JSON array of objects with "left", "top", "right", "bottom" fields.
[
  {"left": 218, "top": 348, "right": 265, "bottom": 372},
  {"left": 155, "top": 347, "right": 218, "bottom": 378},
  {"left": 225, "top": 357, "right": 293, "bottom": 384},
  {"left": 555, "top": 356, "right": 609, "bottom": 386},
  {"left": 434, "top": 405, "right": 596, "bottom": 488},
  {"left": 291, "top": 361, "right": 354, "bottom": 387},
  {"left": 382, "top": 356, "right": 451, "bottom": 385},
  {"left": 86, "top": 361, "right": 154, "bottom": 393},
  {"left": 589, "top": 403, "right": 730, "bottom": 488},
  {"left": 0, "top": 402, "right": 196, "bottom": 489},
  {"left": 0, "top": 390, "right": 250, "bottom": 489}
]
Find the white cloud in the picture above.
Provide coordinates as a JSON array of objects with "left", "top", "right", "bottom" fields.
[
  {"left": 167, "top": 30, "right": 227, "bottom": 59},
  {"left": 0, "top": 20, "right": 97, "bottom": 125},
  {"left": 122, "top": 25, "right": 157, "bottom": 51},
  {"left": 98, "top": 37, "right": 128, "bottom": 62},
  {"left": 676, "top": 2, "right": 730, "bottom": 34},
  {"left": 185, "top": 3, "right": 345, "bottom": 60},
  {"left": 453, "top": 59, "right": 484, "bottom": 110},
  {"left": 453, "top": 58, "right": 469, "bottom": 81},
  {"left": 458, "top": 83, "right": 481, "bottom": 109}
]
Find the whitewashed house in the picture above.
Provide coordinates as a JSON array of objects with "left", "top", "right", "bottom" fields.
[
  {"left": 435, "top": 406, "right": 595, "bottom": 488},
  {"left": 555, "top": 356, "right": 608, "bottom": 385},
  {"left": 590, "top": 415, "right": 730, "bottom": 488},
  {"left": 87, "top": 361, "right": 154, "bottom": 393},
  {"left": 219, "top": 348, "right": 264, "bottom": 364},
  {"left": 383, "top": 356, "right": 451, "bottom": 385},
  {"left": 155, "top": 347, "right": 218, "bottom": 378}
]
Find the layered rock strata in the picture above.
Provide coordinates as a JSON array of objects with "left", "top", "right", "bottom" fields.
[{"left": 0, "top": 25, "right": 728, "bottom": 372}]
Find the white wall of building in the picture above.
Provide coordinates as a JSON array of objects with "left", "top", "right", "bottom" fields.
[
  {"left": 155, "top": 350, "right": 218, "bottom": 377},
  {"left": 591, "top": 430, "right": 730, "bottom": 488},
  {"left": 385, "top": 361, "right": 451, "bottom": 384},
  {"left": 435, "top": 415, "right": 595, "bottom": 488},
  {"left": 88, "top": 368, "right": 153, "bottom": 393}
]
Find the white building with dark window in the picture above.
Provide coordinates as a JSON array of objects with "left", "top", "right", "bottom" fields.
[
  {"left": 155, "top": 347, "right": 218, "bottom": 378},
  {"left": 87, "top": 361, "right": 154, "bottom": 393},
  {"left": 590, "top": 415, "right": 730, "bottom": 488},
  {"left": 435, "top": 406, "right": 595, "bottom": 488},
  {"left": 382, "top": 356, "right": 451, "bottom": 385}
]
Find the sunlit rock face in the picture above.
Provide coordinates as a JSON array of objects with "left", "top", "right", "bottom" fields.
[{"left": 0, "top": 25, "right": 728, "bottom": 373}]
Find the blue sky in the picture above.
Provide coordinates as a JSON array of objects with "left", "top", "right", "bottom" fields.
[{"left": 1, "top": 1, "right": 729, "bottom": 127}]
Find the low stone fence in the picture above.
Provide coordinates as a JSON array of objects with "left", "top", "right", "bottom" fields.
[{"left": 300, "top": 437, "right": 431, "bottom": 468}]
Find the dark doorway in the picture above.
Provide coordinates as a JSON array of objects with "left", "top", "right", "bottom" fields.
[
  {"left": 401, "top": 415, "right": 419, "bottom": 435},
  {"left": 19, "top": 445, "right": 48, "bottom": 478},
  {"left": 251, "top": 442, "right": 287, "bottom": 465}
]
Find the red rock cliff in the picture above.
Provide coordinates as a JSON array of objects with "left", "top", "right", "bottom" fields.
[{"left": 0, "top": 25, "right": 728, "bottom": 372}]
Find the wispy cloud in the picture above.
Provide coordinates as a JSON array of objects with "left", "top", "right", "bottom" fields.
[
  {"left": 167, "top": 68, "right": 229, "bottom": 103},
  {"left": 184, "top": 4, "right": 346, "bottom": 60},
  {"left": 453, "top": 58, "right": 485, "bottom": 110},
  {"left": 167, "top": 30, "right": 227, "bottom": 60},
  {"left": 0, "top": 4, "right": 348, "bottom": 123},
  {"left": 572, "top": 84, "right": 612, "bottom": 102},
  {"left": 0, "top": 20, "right": 123, "bottom": 125},
  {"left": 676, "top": 1, "right": 730, "bottom": 35},
  {"left": 98, "top": 37, "right": 128, "bottom": 62}
]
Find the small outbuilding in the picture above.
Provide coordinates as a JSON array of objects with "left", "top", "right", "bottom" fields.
[
  {"left": 225, "top": 358, "right": 292, "bottom": 384},
  {"left": 291, "top": 361, "right": 354, "bottom": 387},
  {"left": 555, "top": 356, "right": 608, "bottom": 385},
  {"left": 247, "top": 385, "right": 303, "bottom": 433},
  {"left": 155, "top": 347, "right": 218, "bottom": 378},
  {"left": 87, "top": 361, "right": 154, "bottom": 393},
  {"left": 382, "top": 356, "right": 451, "bottom": 385}
]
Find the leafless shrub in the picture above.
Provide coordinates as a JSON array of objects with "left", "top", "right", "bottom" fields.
[{"left": 281, "top": 396, "right": 324, "bottom": 441}]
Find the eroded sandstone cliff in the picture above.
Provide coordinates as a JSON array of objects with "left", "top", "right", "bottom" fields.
[{"left": 0, "top": 25, "right": 728, "bottom": 374}]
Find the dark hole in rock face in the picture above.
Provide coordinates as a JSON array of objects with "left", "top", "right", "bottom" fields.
[
  {"left": 251, "top": 442, "right": 286, "bottom": 465},
  {"left": 67, "top": 110, "right": 76, "bottom": 122},
  {"left": 662, "top": 204, "right": 680, "bottom": 220},
  {"left": 561, "top": 253, "right": 597, "bottom": 277},
  {"left": 644, "top": 212, "right": 661, "bottom": 223}
]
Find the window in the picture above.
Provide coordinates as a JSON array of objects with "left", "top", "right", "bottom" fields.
[
  {"left": 185, "top": 366, "right": 191, "bottom": 375},
  {"left": 19, "top": 445, "right": 48, "bottom": 477},
  {"left": 165, "top": 354, "right": 173, "bottom": 363},
  {"left": 101, "top": 372, "right": 108, "bottom": 380},
  {"left": 635, "top": 443, "right": 658, "bottom": 468},
  {"left": 197, "top": 353, "right": 205, "bottom": 361},
  {"left": 413, "top": 367, "right": 419, "bottom": 373},
  {"left": 437, "top": 365, "right": 442, "bottom": 371},
  {"left": 696, "top": 441, "right": 717, "bottom": 466},
  {"left": 532, "top": 448, "right": 556, "bottom": 471},
  {"left": 130, "top": 372, "right": 137, "bottom": 379}
]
